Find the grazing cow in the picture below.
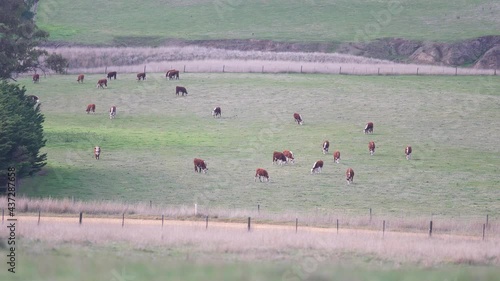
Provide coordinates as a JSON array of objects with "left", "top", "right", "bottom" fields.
[
  {"left": 107, "top": 71, "right": 117, "bottom": 80},
  {"left": 333, "top": 150, "right": 340, "bottom": 163},
  {"left": 77, "top": 74, "right": 84, "bottom": 83},
  {"left": 212, "top": 107, "right": 221, "bottom": 118},
  {"left": 311, "top": 160, "right": 324, "bottom": 174},
  {"left": 282, "top": 150, "right": 295, "bottom": 164},
  {"left": 368, "top": 141, "right": 375, "bottom": 156},
  {"left": 364, "top": 122, "right": 374, "bottom": 134},
  {"left": 86, "top": 104, "right": 96, "bottom": 114},
  {"left": 254, "top": 168, "right": 269, "bottom": 182},
  {"left": 32, "top": 74, "right": 40, "bottom": 83},
  {"left": 166, "top": 69, "right": 176, "bottom": 78},
  {"left": 193, "top": 158, "right": 208, "bottom": 173},
  {"left": 176, "top": 86, "right": 188, "bottom": 96},
  {"left": 94, "top": 146, "right": 101, "bottom": 160},
  {"left": 168, "top": 70, "right": 180, "bottom": 80},
  {"left": 293, "top": 113, "right": 303, "bottom": 125},
  {"left": 26, "top": 95, "right": 40, "bottom": 104},
  {"left": 273, "top": 151, "right": 287, "bottom": 165},
  {"left": 109, "top": 106, "right": 116, "bottom": 119},
  {"left": 346, "top": 168, "right": 354, "bottom": 184},
  {"left": 322, "top": 140, "right": 330, "bottom": 154},
  {"left": 96, "top": 79, "right": 108, "bottom": 89},
  {"left": 405, "top": 145, "right": 412, "bottom": 160},
  {"left": 137, "top": 72, "right": 146, "bottom": 80}
]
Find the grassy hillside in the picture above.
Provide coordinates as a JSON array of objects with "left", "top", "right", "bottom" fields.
[
  {"left": 36, "top": 0, "right": 500, "bottom": 45},
  {"left": 16, "top": 73, "right": 500, "bottom": 216}
]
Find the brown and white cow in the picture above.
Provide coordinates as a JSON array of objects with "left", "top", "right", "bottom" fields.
[
  {"left": 368, "top": 141, "right": 375, "bottom": 156},
  {"left": 137, "top": 72, "right": 146, "bottom": 80},
  {"left": 364, "top": 122, "right": 374, "bottom": 134},
  {"left": 97, "top": 78, "right": 108, "bottom": 89},
  {"left": 254, "top": 168, "right": 269, "bottom": 182},
  {"left": 212, "top": 107, "right": 221, "bottom": 118},
  {"left": 273, "top": 151, "right": 287, "bottom": 165},
  {"left": 405, "top": 145, "right": 412, "bottom": 160},
  {"left": 322, "top": 140, "right": 329, "bottom": 154},
  {"left": 168, "top": 70, "right": 180, "bottom": 80},
  {"left": 282, "top": 150, "right": 295, "bottom": 164},
  {"left": 94, "top": 146, "right": 101, "bottom": 160},
  {"left": 346, "top": 168, "right": 354, "bottom": 184},
  {"left": 293, "top": 113, "right": 303, "bottom": 125},
  {"left": 32, "top": 74, "right": 40, "bottom": 83},
  {"left": 109, "top": 106, "right": 116, "bottom": 119},
  {"left": 176, "top": 86, "right": 188, "bottom": 96},
  {"left": 166, "top": 69, "right": 176, "bottom": 78},
  {"left": 311, "top": 160, "right": 323, "bottom": 174},
  {"left": 86, "top": 104, "right": 96, "bottom": 114},
  {"left": 77, "top": 74, "right": 84, "bottom": 83},
  {"left": 194, "top": 158, "right": 208, "bottom": 173},
  {"left": 333, "top": 150, "right": 340, "bottom": 163},
  {"left": 107, "top": 71, "right": 117, "bottom": 80}
]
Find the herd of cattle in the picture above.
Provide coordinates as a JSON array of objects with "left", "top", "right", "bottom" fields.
[{"left": 32, "top": 72, "right": 412, "bottom": 185}]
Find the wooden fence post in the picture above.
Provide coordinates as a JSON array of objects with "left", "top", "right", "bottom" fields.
[
  {"left": 183, "top": 65, "right": 186, "bottom": 73},
  {"left": 195, "top": 204, "right": 197, "bottom": 216},
  {"left": 206, "top": 216, "right": 209, "bottom": 229},
  {"left": 122, "top": 213, "right": 125, "bottom": 227},
  {"left": 486, "top": 214, "right": 489, "bottom": 227},
  {"left": 144, "top": 65, "right": 146, "bottom": 74},
  {"left": 105, "top": 66, "right": 107, "bottom": 74},
  {"left": 300, "top": 65, "right": 303, "bottom": 73},
  {"left": 79, "top": 212, "right": 83, "bottom": 225},
  {"left": 455, "top": 67, "right": 458, "bottom": 76},
  {"left": 295, "top": 218, "right": 298, "bottom": 233},
  {"left": 378, "top": 68, "right": 380, "bottom": 75},
  {"left": 38, "top": 210, "right": 41, "bottom": 226},
  {"left": 222, "top": 65, "right": 225, "bottom": 73},
  {"left": 369, "top": 208, "right": 372, "bottom": 222},
  {"left": 383, "top": 220, "right": 385, "bottom": 237},
  {"left": 416, "top": 68, "right": 419, "bottom": 76},
  {"left": 257, "top": 204, "right": 260, "bottom": 214},
  {"left": 482, "top": 224, "right": 486, "bottom": 240},
  {"left": 429, "top": 220, "right": 433, "bottom": 237},
  {"left": 339, "top": 66, "right": 342, "bottom": 74},
  {"left": 162, "top": 215, "right": 164, "bottom": 228},
  {"left": 150, "top": 200, "right": 152, "bottom": 208},
  {"left": 336, "top": 219, "right": 339, "bottom": 234},
  {"left": 262, "top": 66, "right": 264, "bottom": 73},
  {"left": 248, "top": 217, "right": 251, "bottom": 232}
]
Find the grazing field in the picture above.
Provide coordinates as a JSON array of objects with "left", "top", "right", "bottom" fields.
[
  {"left": 16, "top": 73, "right": 500, "bottom": 218},
  {"left": 36, "top": 0, "right": 500, "bottom": 44}
]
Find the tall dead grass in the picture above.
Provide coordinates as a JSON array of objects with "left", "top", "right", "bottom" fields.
[
  {"left": 44, "top": 46, "right": 497, "bottom": 76},
  {"left": 3, "top": 196, "right": 497, "bottom": 238},
  {"left": 16, "top": 215, "right": 500, "bottom": 266}
]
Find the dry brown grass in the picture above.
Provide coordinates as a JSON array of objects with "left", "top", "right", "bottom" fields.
[
  {"left": 15, "top": 215, "right": 500, "bottom": 266},
  {"left": 5, "top": 196, "right": 497, "bottom": 238},
  {"left": 43, "top": 46, "right": 497, "bottom": 76}
]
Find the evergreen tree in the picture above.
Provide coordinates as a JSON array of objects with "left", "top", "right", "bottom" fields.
[{"left": 0, "top": 82, "right": 47, "bottom": 189}]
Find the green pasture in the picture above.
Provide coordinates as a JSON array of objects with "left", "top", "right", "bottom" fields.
[
  {"left": 17, "top": 73, "right": 500, "bottom": 216},
  {"left": 2, "top": 242, "right": 500, "bottom": 281},
  {"left": 36, "top": 0, "right": 500, "bottom": 44}
]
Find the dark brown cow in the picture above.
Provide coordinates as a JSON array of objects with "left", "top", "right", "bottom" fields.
[
  {"left": 166, "top": 69, "right": 177, "bottom": 78},
  {"left": 254, "top": 168, "right": 269, "bottom": 182},
  {"left": 194, "top": 158, "right": 208, "bottom": 173},
  {"left": 176, "top": 86, "right": 188, "bottom": 96},
  {"left": 293, "top": 113, "right": 303, "bottom": 125},
  {"left": 137, "top": 72, "right": 146, "bottom": 80},
  {"left": 168, "top": 70, "right": 180, "bottom": 80},
  {"left": 77, "top": 74, "right": 84, "bottom": 83},
  {"left": 311, "top": 160, "right": 323, "bottom": 174},
  {"left": 369, "top": 141, "right": 375, "bottom": 156},
  {"left": 86, "top": 104, "right": 96, "bottom": 114},
  {"left": 405, "top": 145, "right": 412, "bottom": 160},
  {"left": 273, "top": 151, "right": 287, "bottom": 165},
  {"left": 107, "top": 71, "right": 117, "bottom": 80},
  {"left": 94, "top": 146, "right": 101, "bottom": 160},
  {"left": 109, "top": 106, "right": 116, "bottom": 119},
  {"left": 364, "top": 122, "right": 374, "bottom": 134},
  {"left": 282, "top": 150, "right": 294, "bottom": 164},
  {"left": 322, "top": 140, "right": 329, "bottom": 154},
  {"left": 26, "top": 95, "right": 40, "bottom": 104},
  {"left": 346, "top": 168, "right": 354, "bottom": 184},
  {"left": 97, "top": 79, "right": 108, "bottom": 89},
  {"left": 32, "top": 74, "right": 40, "bottom": 83},
  {"left": 212, "top": 107, "right": 221, "bottom": 118},
  {"left": 333, "top": 150, "right": 340, "bottom": 163}
]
